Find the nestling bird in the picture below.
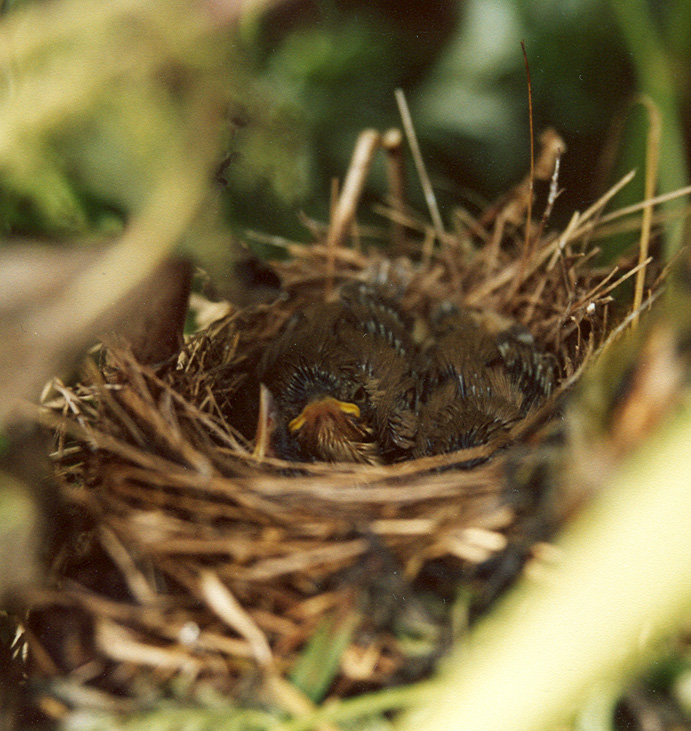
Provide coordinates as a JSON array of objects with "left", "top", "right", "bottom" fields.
[
  {"left": 413, "top": 305, "right": 555, "bottom": 459},
  {"left": 256, "top": 282, "right": 554, "bottom": 464},
  {"left": 257, "top": 282, "right": 419, "bottom": 464}
]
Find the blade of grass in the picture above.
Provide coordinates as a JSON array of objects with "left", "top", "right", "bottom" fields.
[
  {"left": 631, "top": 95, "right": 660, "bottom": 328},
  {"left": 289, "top": 611, "right": 359, "bottom": 704},
  {"left": 609, "top": 0, "right": 689, "bottom": 256}
]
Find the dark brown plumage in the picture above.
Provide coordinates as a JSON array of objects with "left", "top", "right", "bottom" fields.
[
  {"left": 257, "top": 284, "right": 554, "bottom": 464},
  {"left": 413, "top": 306, "right": 555, "bottom": 459},
  {"left": 257, "top": 282, "right": 419, "bottom": 464}
]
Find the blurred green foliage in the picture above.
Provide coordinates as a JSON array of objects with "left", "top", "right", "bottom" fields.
[
  {"left": 222, "top": 0, "right": 458, "bottom": 240},
  {"left": 220, "top": 0, "right": 689, "bottom": 248},
  {"left": 289, "top": 611, "right": 358, "bottom": 703},
  {"left": 1, "top": 0, "right": 688, "bottom": 256},
  {"left": 416, "top": 0, "right": 634, "bottom": 182}
]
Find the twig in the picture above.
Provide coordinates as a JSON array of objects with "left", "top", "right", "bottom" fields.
[
  {"left": 536, "top": 147, "right": 563, "bottom": 244},
  {"left": 198, "top": 570, "right": 273, "bottom": 667},
  {"left": 252, "top": 383, "right": 275, "bottom": 461},
  {"left": 382, "top": 127, "right": 407, "bottom": 254},
  {"left": 325, "top": 129, "right": 381, "bottom": 298}
]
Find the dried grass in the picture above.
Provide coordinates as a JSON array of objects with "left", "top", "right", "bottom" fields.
[{"left": 26, "top": 128, "right": 671, "bottom": 717}]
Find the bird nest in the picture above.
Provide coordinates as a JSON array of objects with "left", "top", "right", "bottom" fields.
[{"left": 28, "top": 128, "right": 660, "bottom": 716}]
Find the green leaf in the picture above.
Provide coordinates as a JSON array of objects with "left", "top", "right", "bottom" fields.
[
  {"left": 609, "top": 0, "right": 689, "bottom": 256},
  {"left": 288, "top": 610, "right": 359, "bottom": 704}
]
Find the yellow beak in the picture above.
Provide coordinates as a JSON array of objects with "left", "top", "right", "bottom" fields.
[{"left": 288, "top": 397, "right": 361, "bottom": 433}]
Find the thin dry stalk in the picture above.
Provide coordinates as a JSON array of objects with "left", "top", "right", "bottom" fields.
[
  {"left": 325, "top": 129, "right": 381, "bottom": 297},
  {"left": 382, "top": 127, "right": 407, "bottom": 253},
  {"left": 394, "top": 89, "right": 445, "bottom": 242}
]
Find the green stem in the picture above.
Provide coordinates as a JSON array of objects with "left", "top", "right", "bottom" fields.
[{"left": 609, "top": 0, "right": 689, "bottom": 255}]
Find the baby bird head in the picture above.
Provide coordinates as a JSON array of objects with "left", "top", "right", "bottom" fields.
[
  {"left": 286, "top": 394, "right": 379, "bottom": 464},
  {"left": 256, "top": 283, "right": 419, "bottom": 465}
]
